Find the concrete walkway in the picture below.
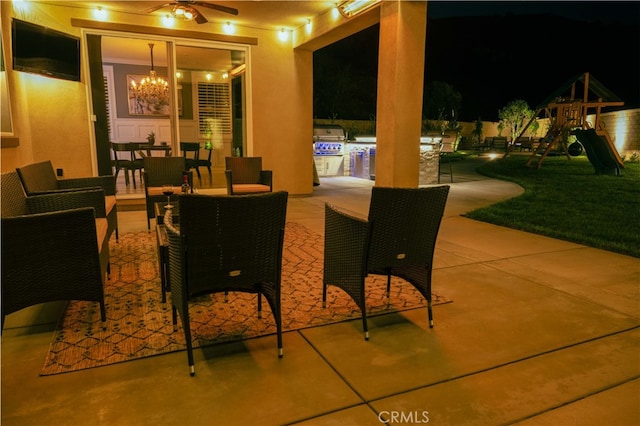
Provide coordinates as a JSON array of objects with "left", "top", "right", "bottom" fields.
[{"left": 2, "top": 157, "right": 638, "bottom": 425}]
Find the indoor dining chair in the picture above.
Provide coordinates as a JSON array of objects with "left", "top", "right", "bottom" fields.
[{"left": 111, "top": 142, "right": 144, "bottom": 189}]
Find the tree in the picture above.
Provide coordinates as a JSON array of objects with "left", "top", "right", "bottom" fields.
[
  {"left": 498, "top": 99, "right": 535, "bottom": 143},
  {"left": 472, "top": 117, "right": 483, "bottom": 144},
  {"left": 313, "top": 26, "right": 379, "bottom": 120},
  {"left": 529, "top": 118, "right": 540, "bottom": 138},
  {"left": 423, "top": 81, "right": 461, "bottom": 122}
]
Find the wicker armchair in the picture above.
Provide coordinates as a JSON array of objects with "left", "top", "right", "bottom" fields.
[
  {"left": 225, "top": 157, "right": 273, "bottom": 195},
  {"left": 165, "top": 191, "right": 288, "bottom": 375},
  {"left": 16, "top": 160, "right": 118, "bottom": 242},
  {"left": 142, "top": 157, "right": 193, "bottom": 230},
  {"left": 1, "top": 171, "right": 108, "bottom": 329},
  {"left": 323, "top": 185, "right": 450, "bottom": 339}
]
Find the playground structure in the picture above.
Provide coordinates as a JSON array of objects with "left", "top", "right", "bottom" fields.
[{"left": 506, "top": 72, "right": 625, "bottom": 175}]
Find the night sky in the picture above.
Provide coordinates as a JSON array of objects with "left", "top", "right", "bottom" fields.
[{"left": 313, "top": 1, "right": 640, "bottom": 122}]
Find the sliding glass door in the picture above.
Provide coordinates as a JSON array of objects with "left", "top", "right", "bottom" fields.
[
  {"left": 90, "top": 33, "right": 249, "bottom": 180},
  {"left": 175, "top": 43, "right": 247, "bottom": 164}
]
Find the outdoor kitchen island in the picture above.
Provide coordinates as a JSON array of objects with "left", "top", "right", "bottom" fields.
[
  {"left": 313, "top": 124, "right": 443, "bottom": 185},
  {"left": 313, "top": 125, "right": 347, "bottom": 177},
  {"left": 345, "top": 136, "right": 442, "bottom": 185}
]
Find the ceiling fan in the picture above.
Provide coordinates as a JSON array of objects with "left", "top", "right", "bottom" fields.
[{"left": 142, "top": 1, "right": 239, "bottom": 24}]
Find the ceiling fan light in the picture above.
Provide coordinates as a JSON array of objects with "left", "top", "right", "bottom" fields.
[{"left": 171, "top": 5, "right": 197, "bottom": 21}]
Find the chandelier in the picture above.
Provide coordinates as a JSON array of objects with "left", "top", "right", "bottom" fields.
[{"left": 130, "top": 43, "right": 169, "bottom": 107}]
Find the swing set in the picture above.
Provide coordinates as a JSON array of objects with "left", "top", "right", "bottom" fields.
[{"left": 505, "top": 72, "right": 625, "bottom": 175}]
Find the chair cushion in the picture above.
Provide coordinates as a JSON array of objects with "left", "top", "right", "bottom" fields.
[
  {"left": 105, "top": 195, "right": 117, "bottom": 215},
  {"left": 95, "top": 218, "right": 109, "bottom": 253},
  {"left": 232, "top": 184, "right": 271, "bottom": 194}
]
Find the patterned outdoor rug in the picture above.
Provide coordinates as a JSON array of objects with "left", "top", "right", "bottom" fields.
[{"left": 41, "top": 222, "right": 451, "bottom": 375}]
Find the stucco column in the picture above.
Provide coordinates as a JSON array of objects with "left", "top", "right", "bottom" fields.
[{"left": 375, "top": 0, "right": 427, "bottom": 187}]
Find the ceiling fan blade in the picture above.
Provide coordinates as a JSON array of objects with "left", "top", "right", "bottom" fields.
[
  {"left": 194, "top": 2, "right": 239, "bottom": 16},
  {"left": 193, "top": 7, "right": 209, "bottom": 24},
  {"left": 141, "top": 3, "right": 174, "bottom": 14}
]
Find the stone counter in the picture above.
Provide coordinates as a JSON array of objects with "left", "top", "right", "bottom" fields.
[{"left": 346, "top": 138, "right": 440, "bottom": 185}]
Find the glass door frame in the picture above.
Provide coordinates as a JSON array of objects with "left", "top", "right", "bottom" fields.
[{"left": 82, "top": 28, "right": 252, "bottom": 163}]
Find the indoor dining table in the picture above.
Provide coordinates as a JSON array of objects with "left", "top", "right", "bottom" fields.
[{"left": 136, "top": 143, "right": 172, "bottom": 158}]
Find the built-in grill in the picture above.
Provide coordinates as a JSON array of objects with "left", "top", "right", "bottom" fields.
[
  {"left": 313, "top": 124, "right": 346, "bottom": 156},
  {"left": 313, "top": 124, "right": 346, "bottom": 176}
]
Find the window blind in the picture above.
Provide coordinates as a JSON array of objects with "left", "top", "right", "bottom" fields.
[{"left": 197, "top": 81, "right": 231, "bottom": 135}]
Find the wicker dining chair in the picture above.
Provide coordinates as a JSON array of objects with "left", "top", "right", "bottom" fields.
[
  {"left": 1, "top": 171, "right": 108, "bottom": 330},
  {"left": 323, "top": 185, "right": 450, "bottom": 340},
  {"left": 224, "top": 156, "right": 273, "bottom": 195},
  {"left": 165, "top": 191, "right": 288, "bottom": 376},
  {"left": 142, "top": 156, "right": 193, "bottom": 230}
]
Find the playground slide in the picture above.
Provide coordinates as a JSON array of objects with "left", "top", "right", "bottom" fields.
[{"left": 574, "top": 129, "right": 624, "bottom": 175}]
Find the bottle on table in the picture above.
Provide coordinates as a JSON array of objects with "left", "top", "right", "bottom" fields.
[{"left": 181, "top": 172, "right": 190, "bottom": 194}]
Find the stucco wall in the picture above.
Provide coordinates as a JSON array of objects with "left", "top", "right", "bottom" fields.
[
  {"left": 591, "top": 109, "right": 639, "bottom": 154},
  {"left": 1, "top": 2, "right": 94, "bottom": 176},
  {"left": 250, "top": 32, "right": 314, "bottom": 195}
]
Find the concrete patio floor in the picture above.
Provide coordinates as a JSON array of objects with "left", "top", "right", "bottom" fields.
[{"left": 2, "top": 158, "right": 639, "bottom": 425}]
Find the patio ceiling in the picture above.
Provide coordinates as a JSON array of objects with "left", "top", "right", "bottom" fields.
[
  {"left": 45, "top": 1, "right": 357, "bottom": 69},
  {"left": 52, "top": 1, "right": 338, "bottom": 31}
]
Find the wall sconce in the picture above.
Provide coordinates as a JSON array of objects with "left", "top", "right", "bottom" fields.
[
  {"left": 278, "top": 28, "right": 290, "bottom": 42},
  {"left": 12, "top": 0, "right": 31, "bottom": 15},
  {"left": 337, "top": 0, "right": 381, "bottom": 18},
  {"left": 93, "top": 6, "right": 107, "bottom": 21},
  {"left": 162, "top": 14, "right": 176, "bottom": 27},
  {"left": 223, "top": 21, "right": 235, "bottom": 34}
]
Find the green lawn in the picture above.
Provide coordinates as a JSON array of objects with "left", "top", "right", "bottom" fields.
[{"left": 464, "top": 155, "right": 640, "bottom": 258}]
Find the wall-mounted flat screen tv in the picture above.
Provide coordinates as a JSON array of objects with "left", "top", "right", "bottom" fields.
[{"left": 11, "top": 19, "right": 81, "bottom": 82}]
